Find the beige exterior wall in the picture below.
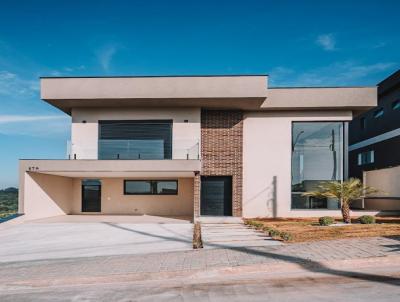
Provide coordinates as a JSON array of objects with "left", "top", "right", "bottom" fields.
[
  {"left": 23, "top": 172, "right": 73, "bottom": 220},
  {"left": 242, "top": 110, "right": 352, "bottom": 218},
  {"left": 358, "top": 166, "right": 400, "bottom": 211},
  {"left": 70, "top": 107, "right": 201, "bottom": 160},
  {"left": 363, "top": 166, "right": 400, "bottom": 197},
  {"left": 21, "top": 172, "right": 194, "bottom": 219},
  {"left": 71, "top": 178, "right": 194, "bottom": 216}
]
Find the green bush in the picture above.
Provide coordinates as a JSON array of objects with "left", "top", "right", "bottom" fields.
[
  {"left": 262, "top": 226, "right": 272, "bottom": 232},
  {"left": 359, "top": 215, "right": 376, "bottom": 224},
  {"left": 245, "top": 220, "right": 264, "bottom": 229},
  {"left": 280, "top": 232, "right": 293, "bottom": 241},
  {"left": 269, "top": 229, "right": 281, "bottom": 237},
  {"left": 319, "top": 216, "right": 335, "bottom": 226}
]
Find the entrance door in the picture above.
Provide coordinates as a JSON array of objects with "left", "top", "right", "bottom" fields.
[
  {"left": 82, "top": 180, "right": 101, "bottom": 212},
  {"left": 201, "top": 176, "right": 232, "bottom": 216}
]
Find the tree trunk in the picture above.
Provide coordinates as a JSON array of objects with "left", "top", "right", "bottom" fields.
[{"left": 341, "top": 200, "right": 351, "bottom": 223}]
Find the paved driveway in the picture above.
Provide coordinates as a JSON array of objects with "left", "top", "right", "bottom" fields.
[{"left": 0, "top": 215, "right": 193, "bottom": 263}]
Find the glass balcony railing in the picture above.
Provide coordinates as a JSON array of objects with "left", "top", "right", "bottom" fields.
[{"left": 66, "top": 139, "right": 200, "bottom": 160}]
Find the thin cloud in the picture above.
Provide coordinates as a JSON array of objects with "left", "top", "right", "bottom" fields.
[
  {"left": 270, "top": 61, "right": 396, "bottom": 87},
  {"left": 0, "top": 115, "right": 70, "bottom": 137},
  {"left": 316, "top": 34, "right": 336, "bottom": 51},
  {"left": 0, "top": 71, "right": 39, "bottom": 96},
  {"left": 0, "top": 115, "right": 66, "bottom": 123},
  {"left": 372, "top": 42, "right": 387, "bottom": 49},
  {"left": 96, "top": 44, "right": 118, "bottom": 71}
]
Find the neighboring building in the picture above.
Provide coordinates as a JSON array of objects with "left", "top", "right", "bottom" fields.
[
  {"left": 349, "top": 69, "right": 400, "bottom": 211},
  {"left": 349, "top": 70, "right": 400, "bottom": 179},
  {"left": 19, "top": 75, "right": 379, "bottom": 221}
]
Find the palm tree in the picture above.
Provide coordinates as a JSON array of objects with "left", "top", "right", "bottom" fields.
[{"left": 303, "top": 178, "right": 378, "bottom": 223}]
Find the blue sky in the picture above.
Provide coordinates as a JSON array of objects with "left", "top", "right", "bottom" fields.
[{"left": 0, "top": 0, "right": 399, "bottom": 188}]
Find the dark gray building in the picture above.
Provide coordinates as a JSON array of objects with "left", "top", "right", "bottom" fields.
[{"left": 349, "top": 69, "right": 400, "bottom": 179}]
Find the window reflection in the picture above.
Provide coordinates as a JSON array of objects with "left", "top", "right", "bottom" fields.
[{"left": 291, "top": 122, "right": 344, "bottom": 209}]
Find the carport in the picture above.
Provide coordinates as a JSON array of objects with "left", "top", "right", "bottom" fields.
[
  {"left": 19, "top": 159, "right": 200, "bottom": 221},
  {"left": 0, "top": 214, "right": 193, "bottom": 263}
]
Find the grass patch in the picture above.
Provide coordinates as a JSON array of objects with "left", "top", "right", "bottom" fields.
[{"left": 244, "top": 217, "right": 400, "bottom": 243}]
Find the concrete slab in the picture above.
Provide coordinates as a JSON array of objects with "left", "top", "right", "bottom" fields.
[
  {"left": 196, "top": 217, "right": 243, "bottom": 224},
  {"left": 0, "top": 220, "right": 193, "bottom": 263},
  {"left": 29, "top": 214, "right": 192, "bottom": 224},
  {"left": 201, "top": 223, "right": 282, "bottom": 249}
]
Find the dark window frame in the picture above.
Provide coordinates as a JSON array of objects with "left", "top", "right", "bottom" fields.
[
  {"left": 373, "top": 108, "right": 384, "bottom": 118},
  {"left": 98, "top": 120, "right": 173, "bottom": 160},
  {"left": 360, "top": 117, "right": 366, "bottom": 130},
  {"left": 392, "top": 100, "right": 400, "bottom": 110},
  {"left": 357, "top": 150, "right": 375, "bottom": 166},
  {"left": 124, "top": 180, "right": 178, "bottom": 195}
]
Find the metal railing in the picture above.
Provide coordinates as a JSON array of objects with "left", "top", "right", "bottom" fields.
[{"left": 66, "top": 139, "right": 200, "bottom": 160}]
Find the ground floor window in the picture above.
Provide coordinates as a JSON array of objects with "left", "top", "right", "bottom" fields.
[
  {"left": 291, "top": 122, "right": 345, "bottom": 209},
  {"left": 124, "top": 180, "right": 178, "bottom": 195}
]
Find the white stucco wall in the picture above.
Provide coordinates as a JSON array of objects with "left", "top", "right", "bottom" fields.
[
  {"left": 70, "top": 107, "right": 201, "bottom": 159},
  {"left": 242, "top": 111, "right": 352, "bottom": 218}
]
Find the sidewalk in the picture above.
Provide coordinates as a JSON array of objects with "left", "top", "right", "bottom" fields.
[{"left": 0, "top": 236, "right": 399, "bottom": 287}]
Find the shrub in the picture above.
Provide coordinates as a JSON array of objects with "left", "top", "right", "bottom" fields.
[
  {"left": 319, "top": 216, "right": 335, "bottom": 226},
  {"left": 269, "top": 229, "right": 281, "bottom": 237},
  {"left": 359, "top": 215, "right": 376, "bottom": 224},
  {"left": 280, "top": 232, "right": 293, "bottom": 241},
  {"left": 247, "top": 221, "right": 264, "bottom": 229},
  {"left": 262, "top": 226, "right": 272, "bottom": 233}
]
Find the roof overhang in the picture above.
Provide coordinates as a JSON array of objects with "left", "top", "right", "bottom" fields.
[
  {"left": 41, "top": 75, "right": 269, "bottom": 114},
  {"left": 262, "top": 87, "right": 377, "bottom": 111},
  {"left": 20, "top": 159, "right": 201, "bottom": 178},
  {"left": 40, "top": 75, "right": 378, "bottom": 113}
]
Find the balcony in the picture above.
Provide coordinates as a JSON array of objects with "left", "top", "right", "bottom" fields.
[{"left": 66, "top": 139, "right": 200, "bottom": 160}]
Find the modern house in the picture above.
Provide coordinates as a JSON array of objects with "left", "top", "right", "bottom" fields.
[
  {"left": 19, "top": 75, "right": 379, "bottom": 221},
  {"left": 349, "top": 69, "right": 400, "bottom": 211},
  {"left": 349, "top": 70, "right": 400, "bottom": 177}
]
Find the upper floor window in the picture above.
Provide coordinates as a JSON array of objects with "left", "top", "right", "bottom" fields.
[
  {"left": 360, "top": 117, "right": 366, "bottom": 130},
  {"left": 373, "top": 108, "right": 384, "bottom": 118},
  {"left": 357, "top": 150, "right": 374, "bottom": 166},
  {"left": 98, "top": 120, "right": 172, "bottom": 160},
  {"left": 392, "top": 100, "right": 400, "bottom": 110}
]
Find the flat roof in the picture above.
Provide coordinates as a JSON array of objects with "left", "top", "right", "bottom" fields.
[
  {"left": 40, "top": 74, "right": 268, "bottom": 79},
  {"left": 39, "top": 75, "right": 378, "bottom": 114},
  {"left": 41, "top": 75, "right": 269, "bottom": 113}
]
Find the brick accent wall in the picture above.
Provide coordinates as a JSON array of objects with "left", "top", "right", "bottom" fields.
[
  {"left": 200, "top": 109, "right": 243, "bottom": 217},
  {"left": 193, "top": 172, "right": 201, "bottom": 217}
]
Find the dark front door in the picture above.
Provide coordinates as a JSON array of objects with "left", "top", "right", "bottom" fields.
[
  {"left": 201, "top": 176, "right": 232, "bottom": 216},
  {"left": 82, "top": 180, "right": 101, "bottom": 212}
]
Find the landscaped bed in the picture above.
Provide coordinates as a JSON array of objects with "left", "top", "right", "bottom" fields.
[{"left": 244, "top": 217, "right": 400, "bottom": 243}]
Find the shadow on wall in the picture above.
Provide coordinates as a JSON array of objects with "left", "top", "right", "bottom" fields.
[
  {"left": 246, "top": 176, "right": 278, "bottom": 218},
  {"left": 27, "top": 172, "right": 73, "bottom": 217},
  {"left": 200, "top": 110, "right": 243, "bottom": 129}
]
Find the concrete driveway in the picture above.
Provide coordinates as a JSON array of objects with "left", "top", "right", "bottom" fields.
[{"left": 0, "top": 215, "right": 193, "bottom": 263}]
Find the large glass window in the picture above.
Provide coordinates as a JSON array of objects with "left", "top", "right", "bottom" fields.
[
  {"left": 291, "top": 122, "right": 345, "bottom": 209},
  {"left": 124, "top": 180, "right": 178, "bottom": 195},
  {"left": 99, "top": 120, "right": 172, "bottom": 160}
]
